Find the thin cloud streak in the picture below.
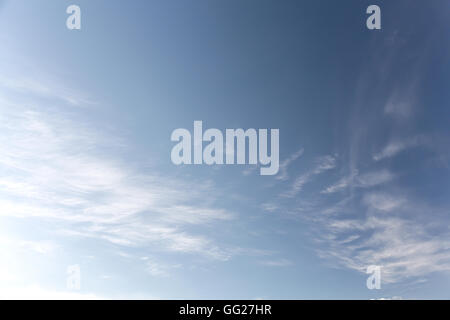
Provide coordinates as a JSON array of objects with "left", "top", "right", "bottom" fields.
[
  {"left": 276, "top": 148, "right": 304, "bottom": 181},
  {"left": 321, "top": 169, "right": 395, "bottom": 194},
  {"left": 280, "top": 155, "right": 336, "bottom": 198}
]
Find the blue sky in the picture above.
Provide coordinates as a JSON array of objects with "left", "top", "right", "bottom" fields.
[{"left": 0, "top": 0, "right": 449, "bottom": 299}]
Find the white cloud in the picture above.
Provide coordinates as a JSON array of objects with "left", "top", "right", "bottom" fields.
[
  {"left": 312, "top": 155, "right": 337, "bottom": 174},
  {"left": 315, "top": 206, "right": 450, "bottom": 283},
  {"left": 145, "top": 260, "right": 182, "bottom": 277},
  {"left": 356, "top": 169, "right": 395, "bottom": 187},
  {"left": 259, "top": 259, "right": 293, "bottom": 267},
  {"left": 321, "top": 169, "right": 394, "bottom": 194},
  {"left": 321, "top": 170, "right": 358, "bottom": 194},
  {"left": 374, "top": 296, "right": 403, "bottom": 300},
  {"left": 373, "top": 135, "right": 429, "bottom": 161},
  {"left": 383, "top": 89, "right": 416, "bottom": 118},
  {"left": 20, "top": 241, "right": 59, "bottom": 255},
  {"left": 0, "top": 76, "right": 235, "bottom": 262},
  {"left": 276, "top": 148, "right": 304, "bottom": 181},
  {"left": 363, "top": 193, "right": 405, "bottom": 212},
  {"left": 261, "top": 203, "right": 279, "bottom": 213},
  {"left": 384, "top": 100, "right": 413, "bottom": 118},
  {"left": 281, "top": 174, "right": 310, "bottom": 198},
  {"left": 0, "top": 75, "right": 95, "bottom": 107},
  {"left": 159, "top": 206, "right": 234, "bottom": 225},
  {"left": 281, "top": 155, "right": 336, "bottom": 198}
]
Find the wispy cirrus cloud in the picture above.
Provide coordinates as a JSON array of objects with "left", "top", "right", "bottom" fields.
[
  {"left": 0, "top": 76, "right": 236, "bottom": 263},
  {"left": 259, "top": 258, "right": 293, "bottom": 267},
  {"left": 362, "top": 192, "right": 405, "bottom": 212},
  {"left": 276, "top": 148, "right": 304, "bottom": 181},
  {"left": 315, "top": 212, "right": 450, "bottom": 284},
  {"left": 280, "top": 155, "right": 336, "bottom": 198},
  {"left": 383, "top": 79, "right": 419, "bottom": 119},
  {"left": 145, "top": 259, "right": 182, "bottom": 278},
  {"left": 321, "top": 169, "right": 358, "bottom": 194},
  {"left": 19, "top": 240, "right": 59, "bottom": 255},
  {"left": 373, "top": 135, "right": 430, "bottom": 161},
  {"left": 0, "top": 72, "right": 95, "bottom": 107},
  {"left": 304, "top": 166, "right": 450, "bottom": 284},
  {"left": 321, "top": 169, "right": 395, "bottom": 194}
]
